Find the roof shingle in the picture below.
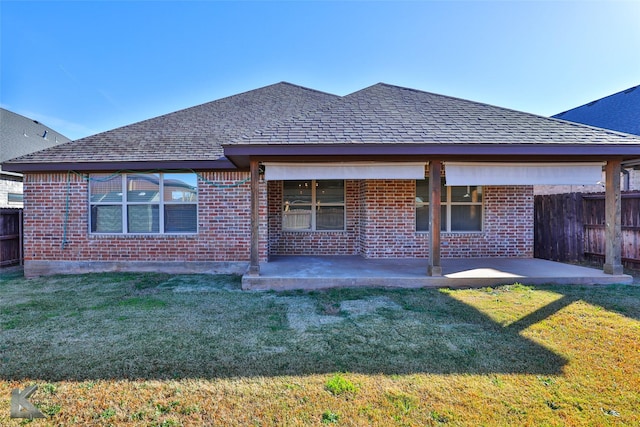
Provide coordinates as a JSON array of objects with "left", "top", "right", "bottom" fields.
[
  {"left": 553, "top": 85, "right": 640, "bottom": 136},
  {"left": 5, "top": 82, "right": 640, "bottom": 171},
  {"left": 1, "top": 108, "right": 70, "bottom": 163},
  {"left": 235, "top": 83, "right": 640, "bottom": 146},
  {"left": 7, "top": 82, "right": 339, "bottom": 165}
]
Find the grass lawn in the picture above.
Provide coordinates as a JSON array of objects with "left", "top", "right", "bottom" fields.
[{"left": 1, "top": 269, "right": 639, "bottom": 426}]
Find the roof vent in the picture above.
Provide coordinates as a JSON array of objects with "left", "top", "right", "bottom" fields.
[
  {"left": 624, "top": 86, "right": 637, "bottom": 94},
  {"left": 587, "top": 100, "right": 598, "bottom": 107},
  {"left": 42, "top": 130, "right": 48, "bottom": 139}
]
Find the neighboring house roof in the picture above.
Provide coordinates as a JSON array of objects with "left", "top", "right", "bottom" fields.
[
  {"left": 553, "top": 85, "right": 640, "bottom": 136},
  {"left": 4, "top": 82, "right": 339, "bottom": 169},
  {"left": 5, "top": 82, "right": 640, "bottom": 172},
  {"left": 0, "top": 108, "right": 70, "bottom": 170}
]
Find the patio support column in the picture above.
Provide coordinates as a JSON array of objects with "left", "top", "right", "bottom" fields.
[
  {"left": 428, "top": 160, "right": 442, "bottom": 276},
  {"left": 248, "top": 158, "right": 260, "bottom": 276},
  {"left": 604, "top": 159, "right": 623, "bottom": 275}
]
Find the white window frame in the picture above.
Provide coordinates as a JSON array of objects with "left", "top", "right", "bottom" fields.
[
  {"left": 282, "top": 180, "right": 346, "bottom": 232},
  {"left": 416, "top": 178, "right": 484, "bottom": 233},
  {"left": 89, "top": 172, "right": 198, "bottom": 235}
]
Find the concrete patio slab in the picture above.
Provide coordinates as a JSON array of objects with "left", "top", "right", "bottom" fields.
[{"left": 242, "top": 256, "right": 633, "bottom": 290}]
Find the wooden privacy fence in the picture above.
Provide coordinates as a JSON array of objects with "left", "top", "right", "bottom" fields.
[
  {"left": 0, "top": 208, "right": 23, "bottom": 267},
  {"left": 535, "top": 192, "right": 640, "bottom": 268}
]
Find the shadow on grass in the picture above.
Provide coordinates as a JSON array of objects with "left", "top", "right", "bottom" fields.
[
  {"left": 552, "top": 283, "right": 640, "bottom": 323},
  {"left": 1, "top": 272, "right": 638, "bottom": 381}
]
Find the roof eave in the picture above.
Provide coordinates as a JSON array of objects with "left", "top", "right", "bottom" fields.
[
  {"left": 2, "top": 158, "right": 238, "bottom": 173},
  {"left": 223, "top": 143, "right": 640, "bottom": 168}
]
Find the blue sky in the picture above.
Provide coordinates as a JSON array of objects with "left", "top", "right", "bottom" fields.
[{"left": 1, "top": 1, "right": 639, "bottom": 141}]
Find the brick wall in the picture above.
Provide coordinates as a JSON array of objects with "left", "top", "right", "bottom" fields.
[
  {"left": 360, "top": 180, "right": 417, "bottom": 257},
  {"left": 267, "top": 180, "right": 360, "bottom": 256},
  {"left": 24, "top": 172, "right": 533, "bottom": 275},
  {"left": 268, "top": 179, "right": 534, "bottom": 259},
  {"left": 439, "top": 186, "right": 534, "bottom": 258},
  {"left": 23, "top": 171, "right": 261, "bottom": 270}
]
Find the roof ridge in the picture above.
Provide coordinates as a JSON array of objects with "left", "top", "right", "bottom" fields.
[
  {"left": 5, "top": 81, "right": 343, "bottom": 165},
  {"left": 275, "top": 81, "right": 340, "bottom": 98},
  {"left": 352, "top": 82, "right": 617, "bottom": 130},
  {"left": 382, "top": 83, "right": 640, "bottom": 140},
  {"left": 70, "top": 82, "right": 339, "bottom": 144},
  {"left": 237, "top": 81, "right": 640, "bottom": 147},
  {"left": 232, "top": 88, "right": 345, "bottom": 144}
]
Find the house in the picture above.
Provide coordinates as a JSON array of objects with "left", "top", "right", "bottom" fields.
[
  {"left": 537, "top": 84, "right": 640, "bottom": 194},
  {"left": 0, "top": 108, "right": 70, "bottom": 207},
  {"left": 4, "top": 82, "right": 640, "bottom": 286}
]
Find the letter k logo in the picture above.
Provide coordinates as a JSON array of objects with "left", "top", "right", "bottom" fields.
[{"left": 10, "top": 385, "right": 46, "bottom": 419}]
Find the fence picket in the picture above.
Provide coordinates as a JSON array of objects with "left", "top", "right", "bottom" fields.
[
  {"left": 0, "top": 208, "right": 23, "bottom": 267},
  {"left": 534, "top": 192, "right": 640, "bottom": 269}
]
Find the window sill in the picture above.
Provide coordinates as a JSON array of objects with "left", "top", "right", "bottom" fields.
[
  {"left": 282, "top": 229, "right": 347, "bottom": 233},
  {"left": 89, "top": 233, "right": 198, "bottom": 238},
  {"left": 415, "top": 231, "right": 484, "bottom": 235}
]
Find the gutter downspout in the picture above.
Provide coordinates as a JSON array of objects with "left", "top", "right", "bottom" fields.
[{"left": 622, "top": 168, "right": 630, "bottom": 191}]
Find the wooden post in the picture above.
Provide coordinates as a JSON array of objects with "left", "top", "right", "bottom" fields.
[
  {"left": 248, "top": 159, "right": 260, "bottom": 276},
  {"left": 428, "top": 160, "right": 442, "bottom": 276},
  {"left": 604, "top": 159, "right": 623, "bottom": 275}
]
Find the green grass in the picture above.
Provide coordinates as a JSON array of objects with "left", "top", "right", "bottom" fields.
[
  {"left": 325, "top": 374, "right": 357, "bottom": 395},
  {"left": 1, "top": 271, "right": 639, "bottom": 425}
]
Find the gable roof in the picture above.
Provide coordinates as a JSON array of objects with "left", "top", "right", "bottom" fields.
[
  {"left": 1, "top": 108, "right": 70, "bottom": 164},
  {"left": 5, "top": 82, "right": 640, "bottom": 172},
  {"left": 4, "top": 82, "right": 339, "bottom": 170},
  {"left": 553, "top": 85, "right": 640, "bottom": 136}
]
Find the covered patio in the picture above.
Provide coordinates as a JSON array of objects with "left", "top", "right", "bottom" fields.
[
  {"left": 226, "top": 84, "right": 640, "bottom": 290},
  {"left": 242, "top": 256, "right": 633, "bottom": 290}
]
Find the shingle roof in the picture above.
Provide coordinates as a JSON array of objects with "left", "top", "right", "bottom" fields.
[
  {"left": 1, "top": 108, "right": 70, "bottom": 163},
  {"left": 5, "top": 82, "right": 640, "bottom": 172},
  {"left": 553, "top": 85, "right": 640, "bottom": 136},
  {"left": 235, "top": 83, "right": 640, "bottom": 146},
  {"left": 6, "top": 82, "right": 339, "bottom": 165}
]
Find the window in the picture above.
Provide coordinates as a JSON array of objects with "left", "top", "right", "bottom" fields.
[
  {"left": 90, "top": 173, "right": 197, "bottom": 234},
  {"left": 416, "top": 178, "right": 483, "bottom": 232},
  {"left": 282, "top": 180, "right": 345, "bottom": 231},
  {"left": 7, "top": 193, "right": 23, "bottom": 203}
]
